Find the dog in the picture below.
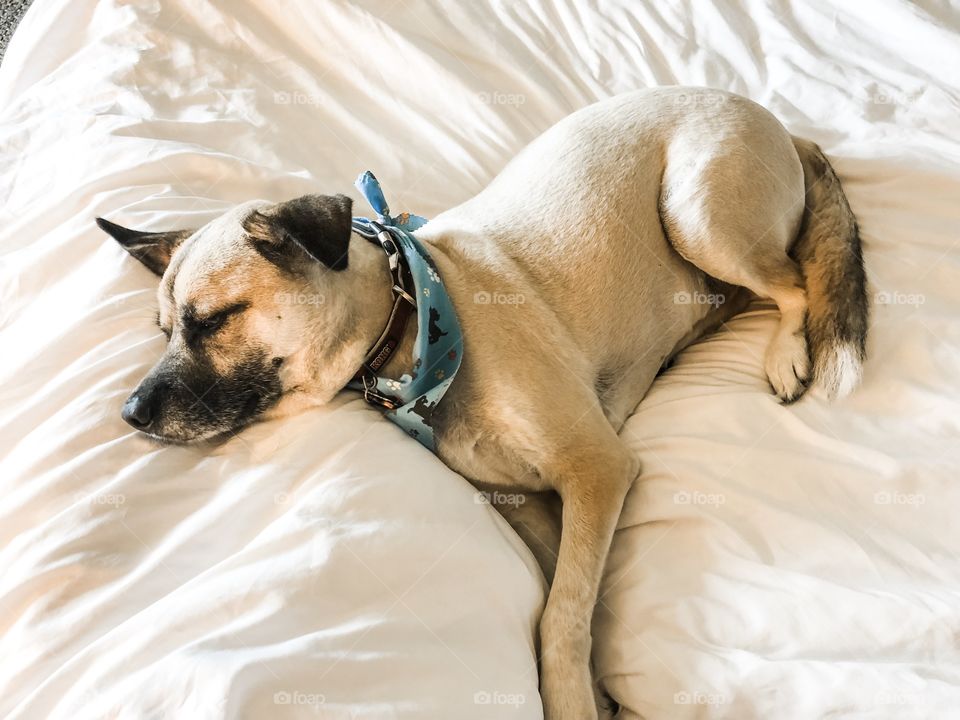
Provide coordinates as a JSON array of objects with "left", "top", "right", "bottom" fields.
[{"left": 97, "top": 88, "right": 867, "bottom": 719}]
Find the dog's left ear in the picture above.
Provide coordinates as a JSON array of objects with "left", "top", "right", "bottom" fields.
[
  {"left": 243, "top": 194, "right": 353, "bottom": 271},
  {"left": 96, "top": 217, "right": 194, "bottom": 277}
]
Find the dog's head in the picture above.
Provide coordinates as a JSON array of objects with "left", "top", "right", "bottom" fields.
[{"left": 99, "top": 194, "right": 387, "bottom": 443}]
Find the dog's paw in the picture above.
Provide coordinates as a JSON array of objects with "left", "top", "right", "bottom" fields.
[{"left": 764, "top": 329, "right": 811, "bottom": 403}]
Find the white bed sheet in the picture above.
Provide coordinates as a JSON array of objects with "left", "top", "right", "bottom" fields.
[{"left": 2, "top": 1, "right": 959, "bottom": 718}]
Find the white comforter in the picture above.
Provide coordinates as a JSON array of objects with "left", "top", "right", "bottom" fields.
[{"left": 2, "top": 1, "right": 959, "bottom": 718}]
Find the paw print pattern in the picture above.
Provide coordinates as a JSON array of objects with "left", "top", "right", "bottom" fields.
[
  {"left": 427, "top": 267, "right": 440, "bottom": 283},
  {"left": 385, "top": 379, "right": 403, "bottom": 392}
]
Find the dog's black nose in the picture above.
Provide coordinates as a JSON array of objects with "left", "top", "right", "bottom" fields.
[{"left": 121, "top": 394, "right": 154, "bottom": 430}]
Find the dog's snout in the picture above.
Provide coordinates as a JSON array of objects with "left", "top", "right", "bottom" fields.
[{"left": 122, "top": 380, "right": 166, "bottom": 432}]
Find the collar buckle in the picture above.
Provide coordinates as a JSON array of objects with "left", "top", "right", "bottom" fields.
[
  {"left": 361, "top": 373, "right": 399, "bottom": 410},
  {"left": 393, "top": 284, "right": 416, "bottom": 306}
]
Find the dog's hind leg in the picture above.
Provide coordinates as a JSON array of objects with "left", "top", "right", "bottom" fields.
[{"left": 659, "top": 131, "right": 812, "bottom": 401}]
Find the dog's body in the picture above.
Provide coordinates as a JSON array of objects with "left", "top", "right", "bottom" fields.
[{"left": 99, "top": 88, "right": 867, "bottom": 719}]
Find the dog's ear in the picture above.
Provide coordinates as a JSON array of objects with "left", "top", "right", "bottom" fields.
[
  {"left": 243, "top": 194, "right": 353, "bottom": 272},
  {"left": 96, "top": 218, "right": 193, "bottom": 277}
]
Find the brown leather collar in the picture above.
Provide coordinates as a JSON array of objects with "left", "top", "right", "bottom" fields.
[{"left": 351, "top": 223, "right": 416, "bottom": 408}]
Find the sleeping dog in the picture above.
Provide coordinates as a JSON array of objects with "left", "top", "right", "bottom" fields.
[{"left": 98, "top": 88, "right": 867, "bottom": 719}]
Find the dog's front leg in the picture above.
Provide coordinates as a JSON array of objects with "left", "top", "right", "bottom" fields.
[{"left": 537, "top": 437, "right": 638, "bottom": 720}]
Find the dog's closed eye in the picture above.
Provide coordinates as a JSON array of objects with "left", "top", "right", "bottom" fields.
[
  {"left": 195, "top": 303, "right": 247, "bottom": 333},
  {"left": 196, "top": 311, "right": 230, "bottom": 334},
  {"left": 180, "top": 302, "right": 248, "bottom": 343}
]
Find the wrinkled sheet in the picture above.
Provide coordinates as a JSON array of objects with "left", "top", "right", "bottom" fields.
[{"left": 2, "top": 1, "right": 959, "bottom": 718}]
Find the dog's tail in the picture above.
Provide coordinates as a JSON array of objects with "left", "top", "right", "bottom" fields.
[{"left": 790, "top": 137, "right": 868, "bottom": 399}]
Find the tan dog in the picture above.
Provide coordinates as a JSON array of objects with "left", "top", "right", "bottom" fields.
[{"left": 98, "top": 88, "right": 867, "bottom": 719}]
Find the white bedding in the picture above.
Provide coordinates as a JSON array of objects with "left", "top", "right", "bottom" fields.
[{"left": 2, "top": 1, "right": 959, "bottom": 718}]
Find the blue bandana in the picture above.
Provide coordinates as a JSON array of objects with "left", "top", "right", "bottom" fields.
[{"left": 349, "top": 171, "right": 463, "bottom": 451}]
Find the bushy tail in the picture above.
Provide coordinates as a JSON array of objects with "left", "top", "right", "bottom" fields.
[{"left": 790, "top": 137, "right": 868, "bottom": 399}]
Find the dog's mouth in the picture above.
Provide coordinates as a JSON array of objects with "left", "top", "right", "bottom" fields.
[
  {"left": 136, "top": 406, "right": 262, "bottom": 446},
  {"left": 136, "top": 420, "right": 250, "bottom": 446}
]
